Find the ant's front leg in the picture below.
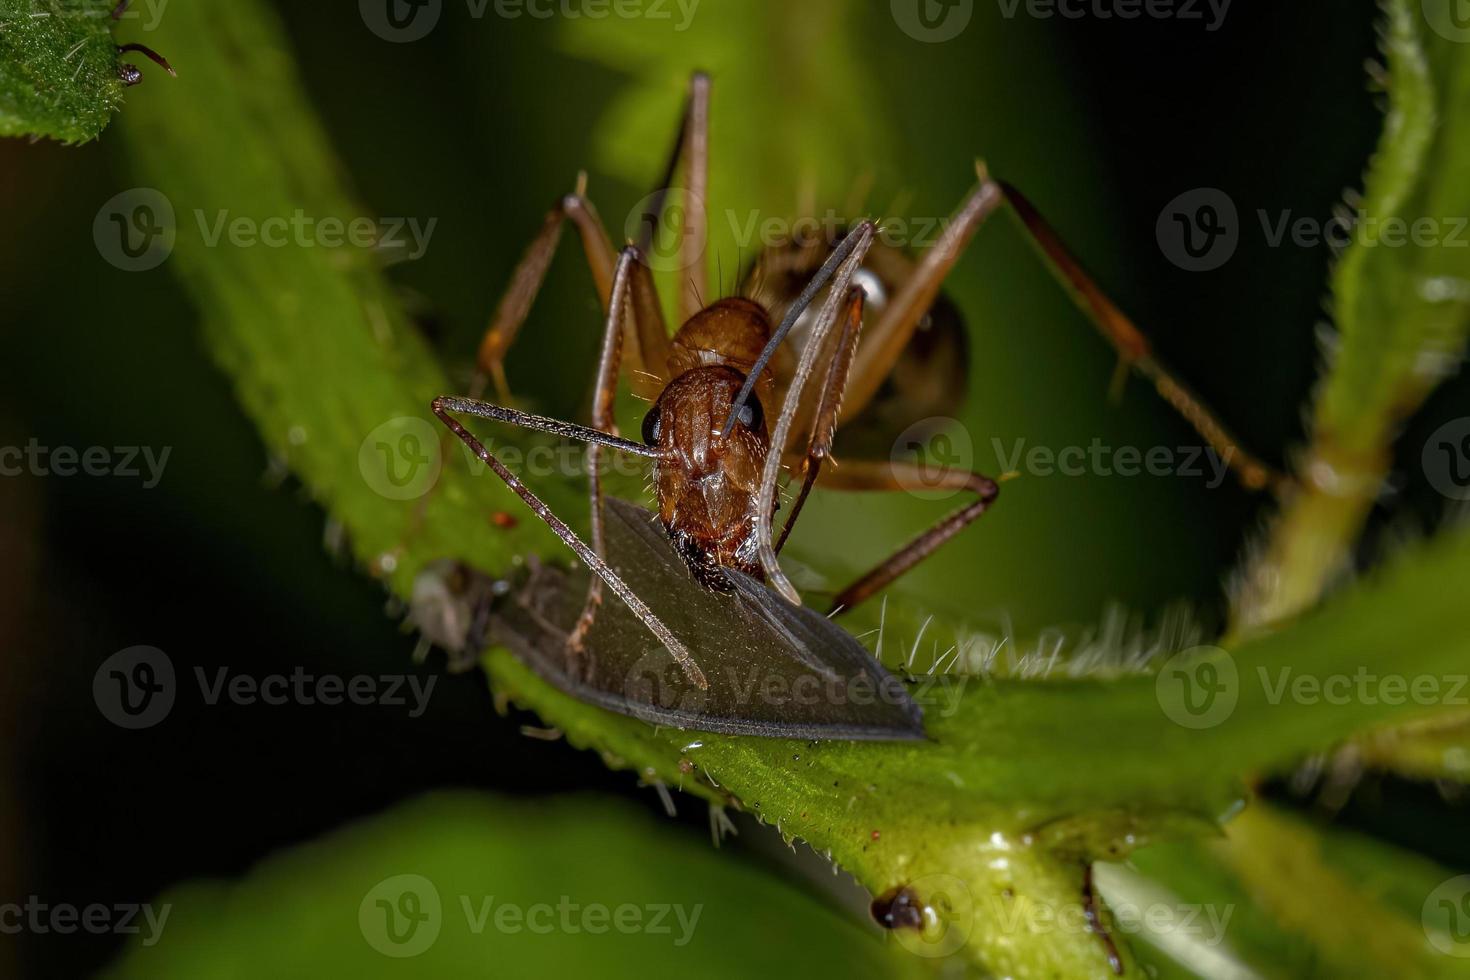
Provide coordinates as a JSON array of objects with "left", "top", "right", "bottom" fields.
[
  {"left": 775, "top": 284, "right": 866, "bottom": 554},
  {"left": 568, "top": 247, "right": 646, "bottom": 656},
  {"left": 473, "top": 175, "right": 624, "bottom": 402}
]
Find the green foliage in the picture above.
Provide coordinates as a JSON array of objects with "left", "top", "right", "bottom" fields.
[
  {"left": 1322, "top": 0, "right": 1470, "bottom": 455},
  {"left": 1124, "top": 805, "right": 1470, "bottom": 978},
  {"left": 101, "top": 793, "right": 921, "bottom": 980},
  {"left": 1236, "top": 0, "right": 1470, "bottom": 629},
  {"left": 111, "top": 0, "right": 1470, "bottom": 976},
  {"left": 0, "top": 0, "right": 125, "bottom": 143}
]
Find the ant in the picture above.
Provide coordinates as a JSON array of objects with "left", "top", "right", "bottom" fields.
[
  {"left": 112, "top": 0, "right": 175, "bottom": 86},
  {"left": 432, "top": 72, "right": 1280, "bottom": 692}
]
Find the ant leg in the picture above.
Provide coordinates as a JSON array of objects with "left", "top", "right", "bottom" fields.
[
  {"left": 635, "top": 71, "right": 711, "bottom": 326},
  {"left": 431, "top": 396, "right": 708, "bottom": 690},
  {"left": 839, "top": 177, "right": 1004, "bottom": 422},
  {"left": 568, "top": 247, "right": 640, "bottom": 652},
  {"left": 820, "top": 461, "right": 1000, "bottom": 615},
  {"left": 996, "top": 181, "right": 1285, "bottom": 492},
  {"left": 473, "top": 177, "right": 621, "bottom": 402},
  {"left": 754, "top": 223, "right": 876, "bottom": 604},
  {"left": 775, "top": 284, "right": 865, "bottom": 554},
  {"left": 477, "top": 80, "right": 708, "bottom": 405}
]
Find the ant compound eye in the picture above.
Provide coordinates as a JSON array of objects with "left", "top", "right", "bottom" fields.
[
  {"left": 641, "top": 404, "right": 663, "bottom": 446},
  {"left": 734, "top": 396, "right": 764, "bottom": 432}
]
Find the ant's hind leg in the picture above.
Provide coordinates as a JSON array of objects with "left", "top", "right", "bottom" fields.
[
  {"left": 838, "top": 178, "right": 1004, "bottom": 423},
  {"left": 820, "top": 461, "right": 1000, "bottom": 615},
  {"left": 996, "top": 181, "right": 1285, "bottom": 492}
]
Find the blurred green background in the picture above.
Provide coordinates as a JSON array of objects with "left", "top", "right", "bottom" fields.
[{"left": 3, "top": 1, "right": 1468, "bottom": 976}]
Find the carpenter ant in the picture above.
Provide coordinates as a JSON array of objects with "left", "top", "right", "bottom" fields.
[{"left": 433, "top": 72, "right": 1278, "bottom": 692}]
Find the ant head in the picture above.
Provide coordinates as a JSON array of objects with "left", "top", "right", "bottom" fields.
[{"left": 642, "top": 365, "right": 771, "bottom": 580}]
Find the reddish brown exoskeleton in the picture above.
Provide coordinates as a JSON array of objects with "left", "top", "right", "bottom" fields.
[{"left": 433, "top": 72, "right": 1281, "bottom": 691}]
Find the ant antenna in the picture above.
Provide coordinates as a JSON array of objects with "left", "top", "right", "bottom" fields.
[
  {"left": 720, "top": 223, "right": 873, "bottom": 437},
  {"left": 116, "top": 43, "right": 176, "bottom": 85}
]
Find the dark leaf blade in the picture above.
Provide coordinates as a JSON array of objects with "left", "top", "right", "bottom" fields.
[{"left": 489, "top": 498, "right": 925, "bottom": 740}]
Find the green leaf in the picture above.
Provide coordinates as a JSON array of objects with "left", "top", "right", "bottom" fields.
[
  {"left": 1120, "top": 804, "right": 1470, "bottom": 978},
  {"left": 1319, "top": 0, "right": 1470, "bottom": 451},
  {"left": 1235, "top": 0, "right": 1470, "bottom": 630},
  {"left": 0, "top": 0, "right": 126, "bottom": 143},
  {"left": 101, "top": 793, "right": 922, "bottom": 980},
  {"left": 118, "top": 1, "right": 1470, "bottom": 974}
]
